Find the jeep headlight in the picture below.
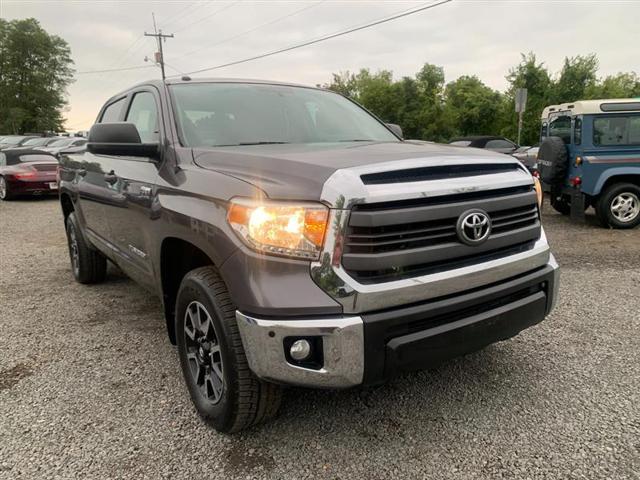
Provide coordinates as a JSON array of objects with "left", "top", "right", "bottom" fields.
[{"left": 227, "top": 198, "right": 329, "bottom": 259}]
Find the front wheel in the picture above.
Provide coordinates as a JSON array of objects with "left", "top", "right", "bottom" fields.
[{"left": 175, "top": 266, "right": 282, "bottom": 433}]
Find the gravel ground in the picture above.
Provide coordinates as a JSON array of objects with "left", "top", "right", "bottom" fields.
[{"left": 1, "top": 197, "right": 638, "bottom": 480}]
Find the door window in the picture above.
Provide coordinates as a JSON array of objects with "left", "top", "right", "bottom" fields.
[
  {"left": 100, "top": 97, "right": 126, "bottom": 123},
  {"left": 126, "top": 92, "right": 159, "bottom": 143}
]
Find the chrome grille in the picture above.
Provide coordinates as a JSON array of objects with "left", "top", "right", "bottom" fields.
[{"left": 342, "top": 186, "right": 541, "bottom": 284}]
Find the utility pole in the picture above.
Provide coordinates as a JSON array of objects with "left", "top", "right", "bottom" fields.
[{"left": 144, "top": 13, "right": 174, "bottom": 80}]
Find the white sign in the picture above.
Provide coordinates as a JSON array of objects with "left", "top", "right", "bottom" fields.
[{"left": 515, "top": 88, "right": 528, "bottom": 113}]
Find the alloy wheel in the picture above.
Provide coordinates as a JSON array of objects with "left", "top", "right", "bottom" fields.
[
  {"left": 0, "top": 177, "right": 6, "bottom": 199},
  {"left": 67, "top": 223, "right": 80, "bottom": 276},
  {"left": 183, "top": 301, "right": 224, "bottom": 405},
  {"left": 610, "top": 192, "right": 640, "bottom": 223}
]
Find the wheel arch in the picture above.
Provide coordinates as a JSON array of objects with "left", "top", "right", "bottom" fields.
[
  {"left": 60, "top": 192, "right": 75, "bottom": 221},
  {"left": 159, "top": 236, "right": 217, "bottom": 344},
  {"left": 593, "top": 168, "right": 640, "bottom": 196}
]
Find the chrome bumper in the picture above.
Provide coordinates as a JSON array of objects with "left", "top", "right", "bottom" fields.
[
  {"left": 236, "top": 256, "right": 559, "bottom": 389},
  {"left": 235, "top": 313, "right": 365, "bottom": 388}
]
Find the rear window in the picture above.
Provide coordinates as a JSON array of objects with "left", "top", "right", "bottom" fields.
[
  {"left": 593, "top": 116, "right": 640, "bottom": 146},
  {"left": 19, "top": 154, "right": 56, "bottom": 163},
  {"left": 485, "top": 139, "right": 514, "bottom": 149},
  {"left": 21, "top": 137, "right": 48, "bottom": 146},
  {"left": 450, "top": 140, "right": 471, "bottom": 146},
  {"left": 549, "top": 116, "right": 572, "bottom": 144},
  {"left": 46, "top": 138, "right": 74, "bottom": 147}
]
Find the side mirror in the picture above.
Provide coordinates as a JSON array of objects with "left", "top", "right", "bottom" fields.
[
  {"left": 386, "top": 123, "right": 403, "bottom": 139},
  {"left": 87, "top": 122, "right": 159, "bottom": 159}
]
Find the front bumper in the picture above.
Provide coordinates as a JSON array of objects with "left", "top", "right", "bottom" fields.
[{"left": 237, "top": 256, "right": 560, "bottom": 388}]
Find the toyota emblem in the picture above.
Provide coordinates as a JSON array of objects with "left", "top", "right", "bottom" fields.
[{"left": 456, "top": 209, "right": 492, "bottom": 245}]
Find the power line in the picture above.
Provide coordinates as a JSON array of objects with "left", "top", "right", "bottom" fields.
[
  {"left": 77, "top": 65, "right": 156, "bottom": 75},
  {"left": 159, "top": 0, "right": 204, "bottom": 30},
  {"left": 177, "top": 0, "right": 452, "bottom": 77},
  {"left": 175, "top": 0, "right": 327, "bottom": 60},
  {"left": 173, "top": 0, "right": 241, "bottom": 33}
]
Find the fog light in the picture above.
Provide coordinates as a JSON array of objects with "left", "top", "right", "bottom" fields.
[{"left": 290, "top": 339, "right": 312, "bottom": 361}]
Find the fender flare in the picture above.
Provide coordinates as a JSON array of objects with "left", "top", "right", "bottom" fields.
[{"left": 593, "top": 167, "right": 640, "bottom": 195}]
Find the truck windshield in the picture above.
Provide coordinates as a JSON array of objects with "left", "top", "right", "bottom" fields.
[{"left": 170, "top": 83, "right": 399, "bottom": 147}]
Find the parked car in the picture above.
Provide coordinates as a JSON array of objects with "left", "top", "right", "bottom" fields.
[
  {"left": 449, "top": 135, "right": 519, "bottom": 154},
  {"left": 538, "top": 98, "right": 640, "bottom": 228},
  {"left": 512, "top": 144, "right": 540, "bottom": 172},
  {"left": 0, "top": 135, "right": 41, "bottom": 150},
  {"left": 58, "top": 78, "right": 559, "bottom": 432},
  {"left": 36, "top": 137, "right": 87, "bottom": 155},
  {"left": 0, "top": 149, "right": 58, "bottom": 200},
  {"left": 11, "top": 136, "right": 62, "bottom": 150}
]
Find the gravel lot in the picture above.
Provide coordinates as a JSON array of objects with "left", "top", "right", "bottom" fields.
[{"left": 1, "top": 197, "right": 638, "bottom": 479}]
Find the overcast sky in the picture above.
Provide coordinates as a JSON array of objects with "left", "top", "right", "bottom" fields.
[{"left": 3, "top": 0, "right": 639, "bottom": 131}]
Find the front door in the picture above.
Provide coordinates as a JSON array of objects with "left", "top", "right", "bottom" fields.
[
  {"left": 75, "top": 96, "right": 128, "bottom": 250},
  {"left": 101, "top": 89, "right": 162, "bottom": 289}
]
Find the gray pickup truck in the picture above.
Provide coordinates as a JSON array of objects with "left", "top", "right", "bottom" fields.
[{"left": 58, "top": 78, "right": 559, "bottom": 432}]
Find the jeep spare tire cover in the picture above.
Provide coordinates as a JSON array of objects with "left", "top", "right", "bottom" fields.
[{"left": 538, "top": 136, "right": 568, "bottom": 184}]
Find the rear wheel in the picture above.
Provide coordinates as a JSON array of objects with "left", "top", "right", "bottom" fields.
[
  {"left": 596, "top": 183, "right": 640, "bottom": 229},
  {"left": 0, "top": 176, "right": 13, "bottom": 200},
  {"left": 175, "top": 266, "right": 282, "bottom": 433},
  {"left": 550, "top": 192, "right": 571, "bottom": 215},
  {"left": 65, "top": 212, "right": 107, "bottom": 283}
]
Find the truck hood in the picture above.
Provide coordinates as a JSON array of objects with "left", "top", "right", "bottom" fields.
[{"left": 192, "top": 141, "right": 519, "bottom": 201}]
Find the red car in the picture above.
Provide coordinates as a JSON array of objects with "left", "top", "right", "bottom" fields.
[{"left": 0, "top": 149, "right": 58, "bottom": 200}]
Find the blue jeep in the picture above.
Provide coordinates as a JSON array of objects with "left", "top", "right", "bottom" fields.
[{"left": 538, "top": 99, "right": 640, "bottom": 229}]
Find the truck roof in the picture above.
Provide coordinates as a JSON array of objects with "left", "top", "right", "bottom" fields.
[
  {"left": 541, "top": 98, "right": 640, "bottom": 119},
  {"left": 109, "top": 77, "right": 323, "bottom": 99}
]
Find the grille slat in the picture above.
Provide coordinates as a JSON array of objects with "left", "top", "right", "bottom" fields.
[{"left": 343, "top": 185, "right": 541, "bottom": 284}]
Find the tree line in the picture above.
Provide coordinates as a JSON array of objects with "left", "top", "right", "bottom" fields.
[
  {"left": 0, "top": 18, "right": 74, "bottom": 134},
  {"left": 324, "top": 53, "right": 640, "bottom": 146}
]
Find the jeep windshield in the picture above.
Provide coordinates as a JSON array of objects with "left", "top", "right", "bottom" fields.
[{"left": 170, "top": 82, "right": 399, "bottom": 148}]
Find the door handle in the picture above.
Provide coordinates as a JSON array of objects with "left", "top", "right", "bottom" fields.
[{"left": 104, "top": 171, "right": 118, "bottom": 185}]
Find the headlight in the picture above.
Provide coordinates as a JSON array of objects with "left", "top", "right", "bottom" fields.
[
  {"left": 227, "top": 198, "right": 329, "bottom": 260},
  {"left": 533, "top": 176, "right": 543, "bottom": 207}
]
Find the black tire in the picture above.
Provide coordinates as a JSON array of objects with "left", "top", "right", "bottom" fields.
[
  {"left": 0, "top": 176, "right": 14, "bottom": 200},
  {"left": 65, "top": 212, "right": 107, "bottom": 283},
  {"left": 175, "top": 266, "right": 282, "bottom": 433},
  {"left": 550, "top": 192, "right": 571, "bottom": 215},
  {"left": 595, "top": 183, "right": 640, "bottom": 229},
  {"left": 538, "top": 136, "right": 568, "bottom": 185}
]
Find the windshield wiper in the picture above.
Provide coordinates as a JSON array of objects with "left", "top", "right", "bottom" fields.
[{"left": 214, "top": 141, "right": 290, "bottom": 147}]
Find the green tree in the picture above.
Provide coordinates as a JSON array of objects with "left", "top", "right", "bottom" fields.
[
  {"left": 444, "top": 75, "right": 502, "bottom": 137},
  {"left": 586, "top": 72, "right": 640, "bottom": 99},
  {"left": 552, "top": 54, "right": 599, "bottom": 103},
  {"left": 502, "top": 52, "right": 552, "bottom": 145},
  {"left": 0, "top": 18, "right": 74, "bottom": 133}
]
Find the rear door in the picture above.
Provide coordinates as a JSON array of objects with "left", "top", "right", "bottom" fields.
[
  {"left": 75, "top": 96, "right": 128, "bottom": 246},
  {"left": 100, "top": 88, "right": 162, "bottom": 288}
]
